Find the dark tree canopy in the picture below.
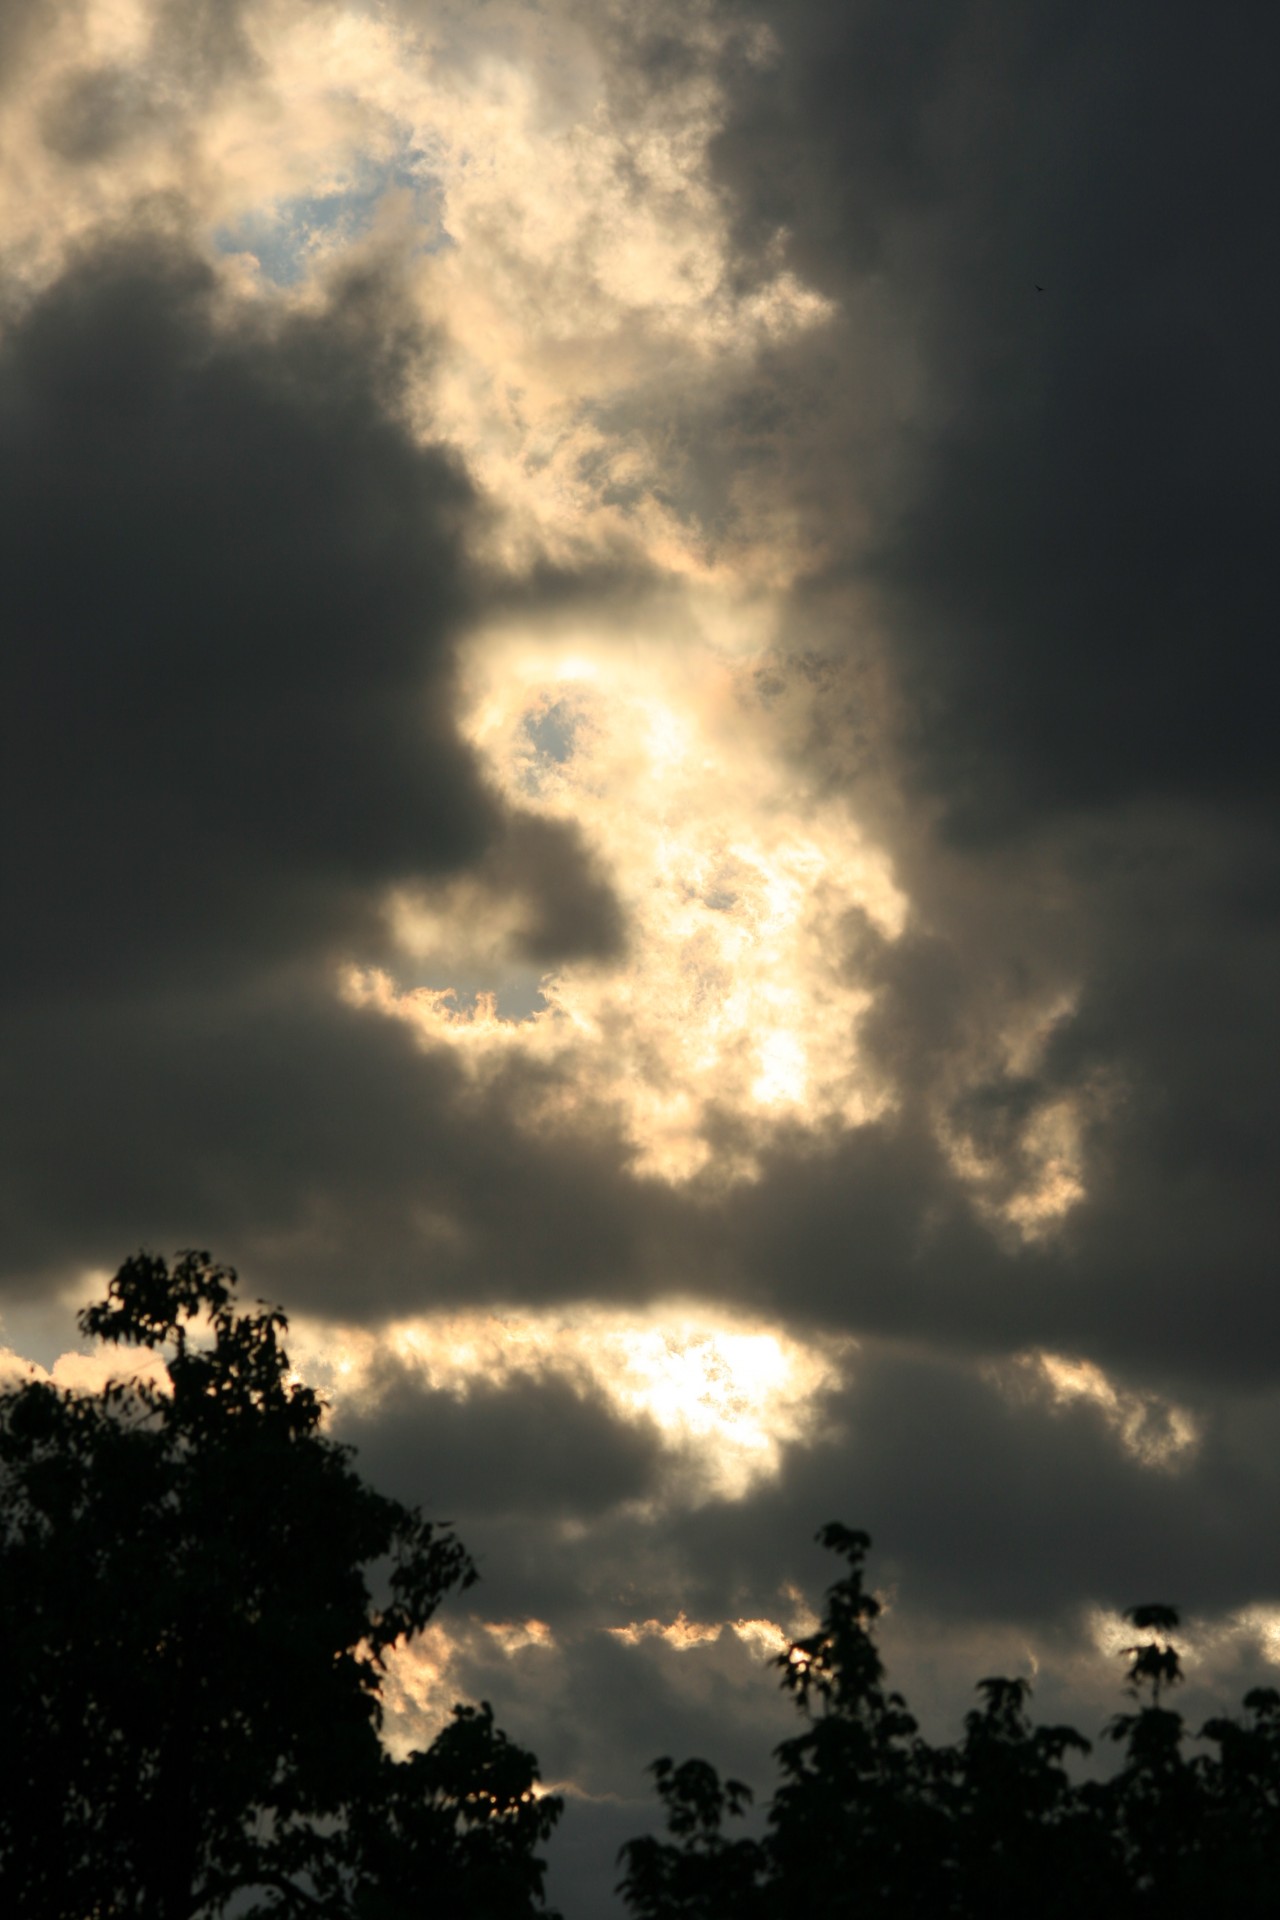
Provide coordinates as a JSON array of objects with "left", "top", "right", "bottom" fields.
[
  {"left": 0, "top": 1251, "right": 561, "bottom": 1919},
  {"left": 619, "top": 1524, "right": 1280, "bottom": 1920}
]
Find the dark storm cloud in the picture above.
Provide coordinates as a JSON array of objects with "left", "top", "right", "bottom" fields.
[
  {"left": 0, "top": 973, "right": 698, "bottom": 1307},
  {"left": 1016, "top": 814, "right": 1280, "bottom": 1385},
  {"left": 468, "top": 810, "right": 627, "bottom": 964},
  {"left": 723, "top": 1118, "right": 1026, "bottom": 1342},
  {"left": 1, "top": 226, "right": 489, "bottom": 993},
  {"left": 333, "top": 1361, "right": 665, "bottom": 1518},
  {"left": 747, "top": 1349, "right": 1220, "bottom": 1623},
  {"left": 0, "top": 217, "right": 631, "bottom": 1297},
  {"left": 702, "top": 810, "right": 1280, "bottom": 1393},
  {"left": 709, "top": 0, "right": 1280, "bottom": 835}
]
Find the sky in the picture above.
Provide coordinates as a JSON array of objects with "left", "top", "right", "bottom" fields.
[{"left": 2, "top": 0, "right": 1279, "bottom": 1909}]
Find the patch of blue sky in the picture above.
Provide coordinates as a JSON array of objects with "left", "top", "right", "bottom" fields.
[
  {"left": 523, "top": 699, "right": 579, "bottom": 766},
  {"left": 213, "top": 154, "right": 449, "bottom": 287},
  {"left": 408, "top": 972, "right": 550, "bottom": 1023},
  {"left": 513, "top": 700, "right": 583, "bottom": 800}
]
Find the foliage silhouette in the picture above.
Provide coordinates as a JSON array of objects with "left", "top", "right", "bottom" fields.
[
  {"left": 0, "top": 1251, "right": 561, "bottom": 1919},
  {"left": 619, "top": 1526, "right": 1280, "bottom": 1920}
]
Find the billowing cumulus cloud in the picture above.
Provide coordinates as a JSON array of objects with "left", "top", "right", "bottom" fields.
[{"left": 2, "top": 1, "right": 1279, "bottom": 1913}]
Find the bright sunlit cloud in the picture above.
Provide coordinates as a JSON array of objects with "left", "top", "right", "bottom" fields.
[
  {"left": 346, "top": 619, "right": 1095, "bottom": 1235},
  {"left": 289, "top": 1300, "right": 852, "bottom": 1503},
  {"left": 1, "top": 0, "right": 832, "bottom": 576},
  {"left": 993, "top": 1350, "right": 1202, "bottom": 1471},
  {"left": 934, "top": 991, "right": 1108, "bottom": 1242},
  {"left": 606, "top": 1606, "right": 813, "bottom": 1659},
  {"left": 351, "top": 628, "right": 908, "bottom": 1182}
]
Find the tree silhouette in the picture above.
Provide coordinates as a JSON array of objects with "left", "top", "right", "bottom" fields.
[
  {"left": 760, "top": 1524, "right": 950, "bottom": 1918},
  {"left": 0, "top": 1251, "right": 561, "bottom": 1919},
  {"left": 615, "top": 1760, "right": 766, "bottom": 1920},
  {"left": 620, "top": 1526, "right": 1280, "bottom": 1919}
]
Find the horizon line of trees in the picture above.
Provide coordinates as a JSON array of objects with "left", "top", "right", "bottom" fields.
[
  {"left": 1, "top": 1251, "right": 1277, "bottom": 1917},
  {"left": 619, "top": 1525, "right": 1280, "bottom": 1919}
]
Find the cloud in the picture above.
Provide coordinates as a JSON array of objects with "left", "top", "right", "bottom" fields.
[
  {"left": 705, "top": 0, "right": 1280, "bottom": 834},
  {"left": 0, "top": 0, "right": 67, "bottom": 99},
  {"left": 298, "top": 1299, "right": 851, "bottom": 1506},
  {"left": 332, "top": 1361, "right": 667, "bottom": 1520},
  {"left": 1, "top": 225, "right": 487, "bottom": 988}
]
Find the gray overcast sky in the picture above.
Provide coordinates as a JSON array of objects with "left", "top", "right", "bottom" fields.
[{"left": 3, "top": 2, "right": 1278, "bottom": 1911}]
